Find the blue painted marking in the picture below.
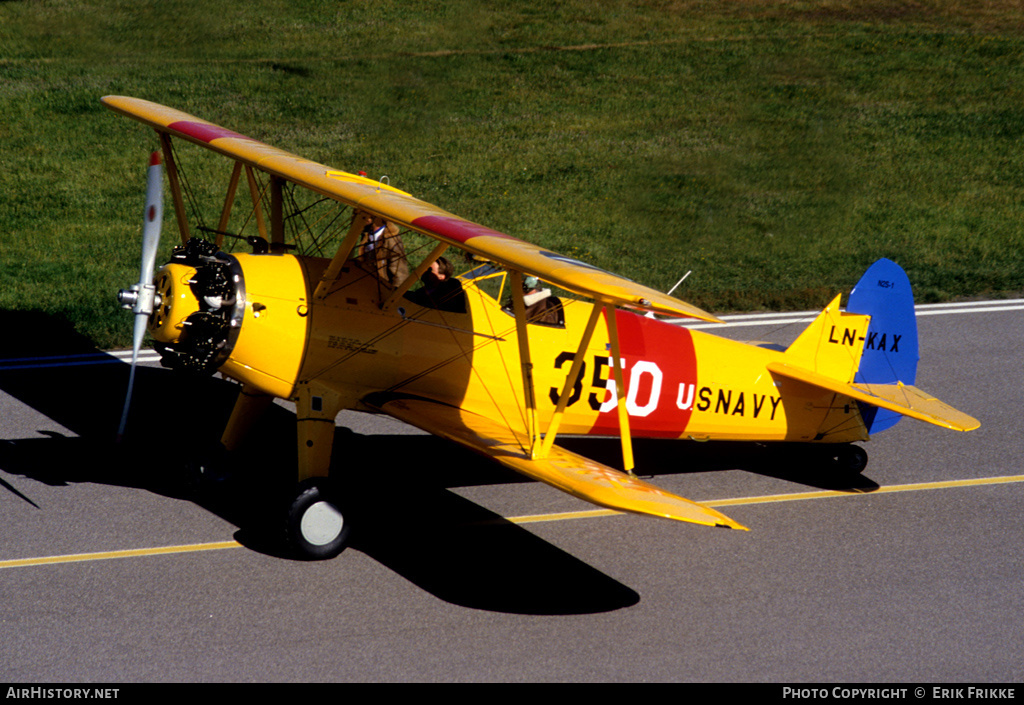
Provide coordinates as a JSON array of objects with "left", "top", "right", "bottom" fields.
[{"left": 847, "top": 259, "right": 920, "bottom": 434}]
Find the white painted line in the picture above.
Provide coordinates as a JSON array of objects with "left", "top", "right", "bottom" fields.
[
  {"left": 0, "top": 350, "right": 162, "bottom": 371},
  {"left": 2, "top": 300, "right": 1020, "bottom": 368},
  {"left": 671, "top": 298, "right": 1024, "bottom": 329},
  {"left": 915, "top": 298, "right": 1024, "bottom": 309},
  {"left": 916, "top": 304, "right": 1024, "bottom": 316}
]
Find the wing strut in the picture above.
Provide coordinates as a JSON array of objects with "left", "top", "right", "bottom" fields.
[
  {"left": 215, "top": 161, "right": 244, "bottom": 249},
  {"left": 314, "top": 212, "right": 367, "bottom": 301},
  {"left": 383, "top": 242, "right": 450, "bottom": 311},
  {"left": 158, "top": 132, "right": 191, "bottom": 245},
  {"left": 244, "top": 166, "right": 269, "bottom": 243},
  {"left": 270, "top": 175, "right": 285, "bottom": 249},
  {"left": 506, "top": 274, "right": 636, "bottom": 474},
  {"left": 538, "top": 303, "right": 603, "bottom": 459},
  {"left": 509, "top": 271, "right": 541, "bottom": 457},
  {"left": 605, "top": 305, "right": 635, "bottom": 475}
]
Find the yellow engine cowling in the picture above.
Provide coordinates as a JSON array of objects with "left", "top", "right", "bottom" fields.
[
  {"left": 150, "top": 240, "right": 310, "bottom": 400},
  {"left": 220, "top": 252, "right": 309, "bottom": 399}
]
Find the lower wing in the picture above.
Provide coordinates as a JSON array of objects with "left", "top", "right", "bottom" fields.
[{"left": 367, "top": 395, "right": 747, "bottom": 530}]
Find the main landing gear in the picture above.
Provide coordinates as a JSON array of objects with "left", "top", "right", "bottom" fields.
[
  {"left": 285, "top": 478, "right": 351, "bottom": 560},
  {"left": 830, "top": 444, "right": 869, "bottom": 474}
]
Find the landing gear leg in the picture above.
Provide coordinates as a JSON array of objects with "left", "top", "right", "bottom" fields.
[
  {"left": 221, "top": 385, "right": 274, "bottom": 452},
  {"left": 283, "top": 382, "right": 351, "bottom": 560},
  {"left": 187, "top": 385, "right": 274, "bottom": 494}
]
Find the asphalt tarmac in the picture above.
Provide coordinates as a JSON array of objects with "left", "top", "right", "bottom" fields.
[{"left": 0, "top": 301, "right": 1021, "bottom": 683}]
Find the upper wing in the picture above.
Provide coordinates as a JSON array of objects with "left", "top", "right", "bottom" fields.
[
  {"left": 367, "top": 394, "right": 747, "bottom": 531},
  {"left": 102, "top": 95, "right": 721, "bottom": 322}
]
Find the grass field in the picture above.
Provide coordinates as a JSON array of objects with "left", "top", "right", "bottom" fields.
[{"left": 2, "top": 1, "right": 1023, "bottom": 349}]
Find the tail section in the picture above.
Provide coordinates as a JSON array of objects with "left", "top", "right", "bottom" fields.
[
  {"left": 772, "top": 259, "right": 978, "bottom": 435},
  {"left": 846, "top": 259, "right": 920, "bottom": 433}
]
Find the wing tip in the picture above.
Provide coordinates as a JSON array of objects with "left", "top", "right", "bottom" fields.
[
  {"left": 711, "top": 516, "right": 749, "bottom": 531},
  {"left": 653, "top": 505, "right": 748, "bottom": 531}
]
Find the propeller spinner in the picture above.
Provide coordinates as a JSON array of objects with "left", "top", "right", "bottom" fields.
[{"left": 115, "top": 151, "right": 164, "bottom": 441}]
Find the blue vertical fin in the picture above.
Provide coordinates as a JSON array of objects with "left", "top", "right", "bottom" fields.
[{"left": 846, "top": 259, "right": 920, "bottom": 434}]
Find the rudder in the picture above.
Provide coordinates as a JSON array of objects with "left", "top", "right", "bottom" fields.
[{"left": 846, "top": 259, "right": 920, "bottom": 433}]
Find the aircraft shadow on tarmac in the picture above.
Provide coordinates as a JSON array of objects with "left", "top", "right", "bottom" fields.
[{"left": 0, "top": 310, "right": 876, "bottom": 614}]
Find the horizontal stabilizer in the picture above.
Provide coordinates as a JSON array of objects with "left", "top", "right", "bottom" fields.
[
  {"left": 766, "top": 362, "right": 980, "bottom": 432},
  {"left": 369, "top": 396, "right": 747, "bottom": 530}
]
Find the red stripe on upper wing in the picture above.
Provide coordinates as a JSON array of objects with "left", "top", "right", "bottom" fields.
[
  {"left": 167, "top": 121, "right": 251, "bottom": 144},
  {"left": 412, "top": 215, "right": 515, "bottom": 245}
]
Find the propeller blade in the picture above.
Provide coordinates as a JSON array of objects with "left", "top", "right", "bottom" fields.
[
  {"left": 139, "top": 151, "right": 164, "bottom": 287},
  {"left": 116, "top": 152, "right": 163, "bottom": 442}
]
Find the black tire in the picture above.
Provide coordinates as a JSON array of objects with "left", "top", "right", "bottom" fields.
[
  {"left": 285, "top": 478, "right": 351, "bottom": 560},
  {"left": 833, "top": 445, "right": 869, "bottom": 473},
  {"left": 183, "top": 442, "right": 231, "bottom": 497}
]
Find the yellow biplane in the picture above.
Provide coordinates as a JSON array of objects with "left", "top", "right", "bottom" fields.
[{"left": 105, "top": 96, "right": 979, "bottom": 559}]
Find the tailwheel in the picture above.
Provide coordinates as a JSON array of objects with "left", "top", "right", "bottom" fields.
[
  {"left": 832, "top": 444, "right": 869, "bottom": 474},
  {"left": 285, "top": 478, "right": 351, "bottom": 560}
]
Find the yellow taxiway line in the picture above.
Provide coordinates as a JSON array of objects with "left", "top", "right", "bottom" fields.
[
  {"left": 0, "top": 541, "right": 242, "bottom": 569},
  {"left": 499, "top": 474, "right": 1024, "bottom": 524},
  {"left": 2, "top": 475, "right": 1022, "bottom": 569}
]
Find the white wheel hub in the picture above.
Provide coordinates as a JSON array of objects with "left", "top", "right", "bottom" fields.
[{"left": 300, "top": 500, "right": 345, "bottom": 546}]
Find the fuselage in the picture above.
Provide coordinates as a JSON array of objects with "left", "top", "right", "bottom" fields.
[{"left": 151, "top": 248, "right": 869, "bottom": 445}]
